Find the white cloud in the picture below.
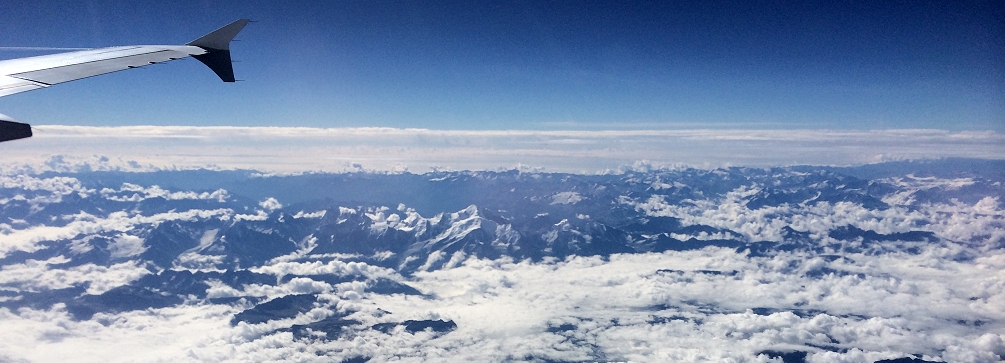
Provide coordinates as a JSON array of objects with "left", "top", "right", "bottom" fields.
[
  {"left": 0, "top": 303, "right": 243, "bottom": 363},
  {"left": 0, "top": 257, "right": 149, "bottom": 294},
  {"left": 205, "top": 277, "right": 336, "bottom": 300},
  {"left": 107, "top": 234, "right": 146, "bottom": 259},
  {"left": 417, "top": 251, "right": 446, "bottom": 272},
  {"left": 258, "top": 198, "right": 282, "bottom": 211},
  {"left": 174, "top": 229, "right": 226, "bottom": 271},
  {"left": 0, "top": 175, "right": 94, "bottom": 212},
  {"left": 0, "top": 245, "right": 1000, "bottom": 362},
  {"left": 2, "top": 126, "right": 1001, "bottom": 174},
  {"left": 625, "top": 186, "right": 1004, "bottom": 246},
  {"left": 0, "top": 175, "right": 92, "bottom": 195},
  {"left": 550, "top": 191, "right": 583, "bottom": 205},
  {"left": 249, "top": 259, "right": 397, "bottom": 281},
  {"left": 234, "top": 210, "right": 269, "bottom": 221},
  {"left": 362, "top": 248, "right": 1004, "bottom": 362},
  {"left": 100, "top": 183, "right": 229, "bottom": 202},
  {"left": 669, "top": 231, "right": 736, "bottom": 241},
  {"left": 292, "top": 210, "right": 326, "bottom": 219},
  {"left": 0, "top": 208, "right": 234, "bottom": 258}
]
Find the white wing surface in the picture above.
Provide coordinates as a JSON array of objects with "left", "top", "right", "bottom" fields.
[{"left": 0, "top": 19, "right": 250, "bottom": 143}]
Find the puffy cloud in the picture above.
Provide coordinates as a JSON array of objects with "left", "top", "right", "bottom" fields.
[
  {"left": 258, "top": 198, "right": 282, "bottom": 211},
  {"left": 0, "top": 175, "right": 94, "bottom": 212},
  {"left": 0, "top": 303, "right": 242, "bottom": 363},
  {"left": 625, "top": 186, "right": 1004, "bottom": 245},
  {"left": 0, "top": 247, "right": 1000, "bottom": 362},
  {"left": 0, "top": 175, "right": 92, "bottom": 195},
  {"left": 0, "top": 257, "right": 149, "bottom": 294},
  {"left": 550, "top": 191, "right": 583, "bottom": 205},
  {"left": 249, "top": 260, "right": 397, "bottom": 281},
  {"left": 234, "top": 210, "right": 269, "bottom": 221},
  {"left": 107, "top": 234, "right": 146, "bottom": 259},
  {"left": 205, "top": 277, "right": 336, "bottom": 300},
  {"left": 0, "top": 208, "right": 234, "bottom": 257},
  {"left": 99, "top": 183, "right": 229, "bottom": 202},
  {"left": 291, "top": 210, "right": 326, "bottom": 219},
  {"left": 359, "top": 248, "right": 1004, "bottom": 362},
  {"left": 884, "top": 174, "right": 976, "bottom": 190}
]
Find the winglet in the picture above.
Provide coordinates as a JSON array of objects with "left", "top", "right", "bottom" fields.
[
  {"left": 188, "top": 19, "right": 250, "bottom": 51},
  {"left": 0, "top": 113, "right": 32, "bottom": 143},
  {"left": 187, "top": 19, "right": 251, "bottom": 82}
]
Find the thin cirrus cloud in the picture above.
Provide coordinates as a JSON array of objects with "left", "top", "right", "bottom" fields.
[{"left": 0, "top": 126, "right": 1001, "bottom": 174}]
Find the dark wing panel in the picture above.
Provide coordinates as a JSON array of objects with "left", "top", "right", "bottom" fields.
[{"left": 0, "top": 120, "right": 32, "bottom": 143}]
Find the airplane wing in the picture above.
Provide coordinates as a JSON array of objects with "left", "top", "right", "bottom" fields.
[{"left": 0, "top": 19, "right": 250, "bottom": 143}]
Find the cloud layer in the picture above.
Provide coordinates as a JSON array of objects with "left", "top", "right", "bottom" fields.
[
  {"left": 1, "top": 126, "right": 1001, "bottom": 173},
  {"left": 1, "top": 248, "right": 1002, "bottom": 362}
]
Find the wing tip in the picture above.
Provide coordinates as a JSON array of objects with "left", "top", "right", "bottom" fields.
[
  {"left": 187, "top": 19, "right": 251, "bottom": 51},
  {"left": 188, "top": 19, "right": 251, "bottom": 82}
]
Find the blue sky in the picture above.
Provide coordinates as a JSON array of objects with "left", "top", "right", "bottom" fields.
[{"left": 0, "top": 0, "right": 1002, "bottom": 131}]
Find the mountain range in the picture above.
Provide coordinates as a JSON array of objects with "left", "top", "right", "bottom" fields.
[{"left": 1, "top": 159, "right": 1002, "bottom": 362}]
